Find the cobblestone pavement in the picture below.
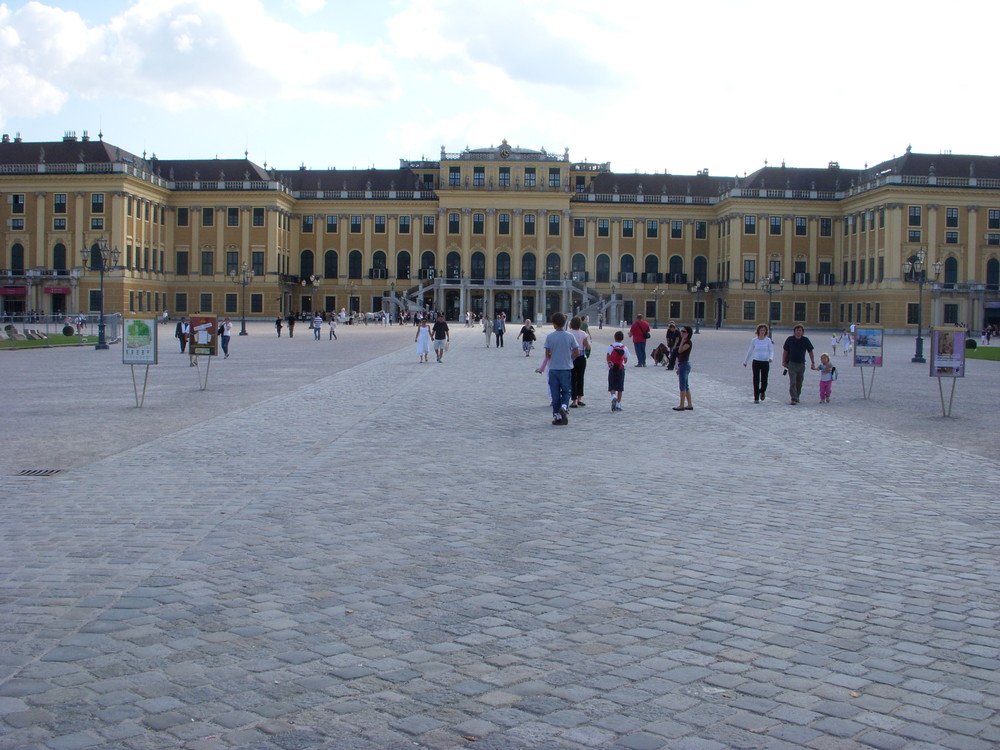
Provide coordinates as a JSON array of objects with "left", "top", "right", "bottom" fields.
[{"left": 2, "top": 324, "right": 999, "bottom": 749}]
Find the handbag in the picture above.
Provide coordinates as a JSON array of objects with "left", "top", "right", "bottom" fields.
[{"left": 643, "top": 331, "right": 651, "bottom": 340}]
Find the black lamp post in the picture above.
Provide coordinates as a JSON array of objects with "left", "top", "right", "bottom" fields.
[
  {"left": 301, "top": 274, "right": 322, "bottom": 314},
  {"left": 79, "top": 237, "right": 120, "bottom": 350},
  {"left": 760, "top": 276, "right": 785, "bottom": 338},
  {"left": 902, "top": 249, "right": 942, "bottom": 363},
  {"left": 230, "top": 261, "right": 254, "bottom": 336},
  {"left": 689, "top": 280, "right": 707, "bottom": 334},
  {"left": 650, "top": 286, "right": 663, "bottom": 328}
]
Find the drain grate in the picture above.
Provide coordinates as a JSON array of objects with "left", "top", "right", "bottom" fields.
[{"left": 15, "top": 469, "right": 62, "bottom": 477}]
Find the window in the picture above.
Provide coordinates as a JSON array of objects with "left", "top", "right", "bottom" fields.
[
  {"left": 945, "top": 231, "right": 958, "bottom": 244},
  {"left": 794, "top": 302, "right": 806, "bottom": 321},
  {"left": 10, "top": 218, "right": 24, "bottom": 230},
  {"left": 498, "top": 213, "right": 510, "bottom": 235},
  {"left": 770, "top": 301, "right": 781, "bottom": 323},
  {"left": 695, "top": 221, "right": 707, "bottom": 239},
  {"left": 201, "top": 207, "right": 213, "bottom": 226},
  {"left": 473, "top": 167, "right": 485, "bottom": 186},
  {"left": 322, "top": 215, "right": 335, "bottom": 233},
  {"left": 523, "top": 214, "right": 535, "bottom": 235},
  {"left": 819, "top": 302, "right": 831, "bottom": 322},
  {"left": 91, "top": 193, "right": 104, "bottom": 214},
  {"left": 251, "top": 293, "right": 263, "bottom": 313},
  {"left": 622, "top": 219, "right": 634, "bottom": 238},
  {"left": 573, "top": 218, "right": 585, "bottom": 237},
  {"left": 228, "top": 207, "right": 240, "bottom": 227},
  {"left": 399, "top": 216, "right": 410, "bottom": 234},
  {"left": 671, "top": 220, "right": 683, "bottom": 239},
  {"left": 253, "top": 207, "right": 265, "bottom": 227},
  {"left": 878, "top": 256, "right": 884, "bottom": 282},
  {"left": 302, "top": 214, "right": 314, "bottom": 233},
  {"left": 987, "top": 233, "right": 1000, "bottom": 246},
  {"left": 598, "top": 219, "right": 609, "bottom": 237},
  {"left": 820, "top": 217, "right": 832, "bottom": 237},
  {"left": 946, "top": 207, "right": 959, "bottom": 228},
  {"left": 201, "top": 250, "right": 214, "bottom": 276},
  {"left": 549, "top": 214, "right": 560, "bottom": 236},
  {"left": 226, "top": 250, "right": 239, "bottom": 274},
  {"left": 449, "top": 166, "right": 460, "bottom": 186},
  {"left": 943, "top": 303, "right": 959, "bottom": 325},
  {"left": 344, "top": 215, "right": 359, "bottom": 233},
  {"left": 549, "top": 168, "right": 560, "bottom": 187},
  {"left": 53, "top": 217, "right": 66, "bottom": 230},
  {"left": 576, "top": 176, "right": 586, "bottom": 193},
  {"left": 90, "top": 218, "right": 103, "bottom": 230},
  {"left": 225, "top": 293, "right": 238, "bottom": 314},
  {"left": 448, "top": 213, "right": 460, "bottom": 234},
  {"left": 744, "top": 215, "right": 757, "bottom": 234},
  {"left": 743, "top": 301, "right": 756, "bottom": 321},
  {"left": 669, "top": 300, "right": 681, "bottom": 319},
  {"left": 908, "top": 206, "right": 922, "bottom": 226},
  {"left": 144, "top": 202, "right": 150, "bottom": 221},
  {"left": 988, "top": 209, "right": 1000, "bottom": 230},
  {"left": 908, "top": 230, "right": 922, "bottom": 243},
  {"left": 499, "top": 167, "right": 510, "bottom": 187},
  {"left": 53, "top": 193, "right": 66, "bottom": 214},
  {"left": 199, "top": 293, "right": 212, "bottom": 312},
  {"left": 252, "top": 251, "right": 264, "bottom": 276},
  {"left": 769, "top": 260, "right": 781, "bottom": 282},
  {"left": 374, "top": 215, "right": 386, "bottom": 234},
  {"left": 176, "top": 251, "right": 189, "bottom": 275},
  {"left": 175, "top": 293, "right": 187, "bottom": 313},
  {"left": 795, "top": 216, "right": 807, "bottom": 236},
  {"left": 907, "top": 303, "right": 920, "bottom": 324},
  {"left": 524, "top": 167, "right": 536, "bottom": 187},
  {"left": 647, "top": 220, "right": 658, "bottom": 238},
  {"left": 10, "top": 194, "right": 24, "bottom": 214},
  {"left": 743, "top": 259, "right": 756, "bottom": 284},
  {"left": 423, "top": 215, "right": 435, "bottom": 233},
  {"left": 473, "top": 213, "right": 485, "bottom": 235},
  {"left": 769, "top": 216, "right": 782, "bottom": 235}
]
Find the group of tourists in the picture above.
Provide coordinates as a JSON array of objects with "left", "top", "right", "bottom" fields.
[{"left": 740, "top": 324, "right": 836, "bottom": 405}]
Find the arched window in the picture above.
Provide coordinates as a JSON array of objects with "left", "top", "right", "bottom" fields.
[
  {"left": 53, "top": 243, "right": 67, "bottom": 273},
  {"left": 669, "top": 255, "right": 684, "bottom": 277},
  {"left": 643, "top": 255, "right": 659, "bottom": 275},
  {"left": 471, "top": 251, "right": 486, "bottom": 281},
  {"left": 693, "top": 255, "right": 708, "bottom": 284},
  {"left": 373, "top": 250, "right": 386, "bottom": 269},
  {"left": 496, "top": 252, "right": 511, "bottom": 280},
  {"left": 10, "top": 243, "right": 24, "bottom": 273},
  {"left": 299, "top": 249, "right": 315, "bottom": 279},
  {"left": 324, "top": 250, "right": 338, "bottom": 278},
  {"left": 571, "top": 253, "right": 586, "bottom": 280},
  {"left": 88, "top": 243, "right": 101, "bottom": 271},
  {"left": 521, "top": 252, "right": 536, "bottom": 281},
  {"left": 944, "top": 257, "right": 959, "bottom": 286},
  {"left": 446, "top": 251, "right": 461, "bottom": 279},
  {"left": 396, "top": 250, "right": 410, "bottom": 280},
  {"left": 546, "top": 252, "right": 561, "bottom": 280},
  {"left": 421, "top": 251, "right": 436, "bottom": 277},
  {"left": 596, "top": 253, "right": 610, "bottom": 283},
  {"left": 619, "top": 254, "right": 634, "bottom": 274},
  {"left": 986, "top": 258, "right": 999, "bottom": 289},
  {"left": 348, "top": 250, "right": 362, "bottom": 279}
]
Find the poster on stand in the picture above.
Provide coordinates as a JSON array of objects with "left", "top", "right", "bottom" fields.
[
  {"left": 929, "top": 327, "right": 966, "bottom": 377},
  {"left": 189, "top": 315, "right": 219, "bottom": 357},
  {"left": 852, "top": 326, "right": 884, "bottom": 367},
  {"left": 123, "top": 318, "right": 157, "bottom": 365}
]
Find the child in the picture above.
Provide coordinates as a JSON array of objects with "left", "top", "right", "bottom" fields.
[
  {"left": 815, "top": 353, "right": 836, "bottom": 403},
  {"left": 606, "top": 331, "right": 631, "bottom": 411}
]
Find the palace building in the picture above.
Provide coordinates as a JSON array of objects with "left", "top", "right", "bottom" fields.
[{"left": 2, "top": 131, "right": 999, "bottom": 331}]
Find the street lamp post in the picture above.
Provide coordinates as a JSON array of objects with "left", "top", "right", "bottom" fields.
[
  {"left": 229, "top": 261, "right": 254, "bottom": 336},
  {"left": 760, "top": 277, "right": 785, "bottom": 337},
  {"left": 649, "top": 286, "right": 664, "bottom": 328},
  {"left": 688, "top": 281, "right": 707, "bottom": 334},
  {"left": 79, "top": 237, "right": 120, "bottom": 350},
  {"left": 902, "top": 249, "right": 942, "bottom": 363},
  {"left": 301, "top": 274, "right": 322, "bottom": 314}
]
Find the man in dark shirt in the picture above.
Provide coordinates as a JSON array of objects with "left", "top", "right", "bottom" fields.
[
  {"left": 431, "top": 313, "right": 450, "bottom": 363},
  {"left": 782, "top": 325, "right": 815, "bottom": 404}
]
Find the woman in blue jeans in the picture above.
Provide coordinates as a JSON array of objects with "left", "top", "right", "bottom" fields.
[{"left": 672, "top": 325, "right": 694, "bottom": 411}]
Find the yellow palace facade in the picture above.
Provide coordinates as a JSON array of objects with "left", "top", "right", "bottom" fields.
[{"left": 2, "top": 132, "right": 1000, "bottom": 331}]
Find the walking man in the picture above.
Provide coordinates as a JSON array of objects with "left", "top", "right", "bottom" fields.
[
  {"left": 542, "top": 312, "right": 580, "bottom": 426},
  {"left": 432, "top": 313, "right": 450, "bottom": 362},
  {"left": 175, "top": 317, "right": 189, "bottom": 353},
  {"left": 313, "top": 312, "right": 323, "bottom": 340},
  {"left": 782, "top": 325, "right": 815, "bottom": 405}
]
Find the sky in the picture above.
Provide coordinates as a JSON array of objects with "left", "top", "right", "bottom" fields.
[{"left": 1, "top": 0, "right": 997, "bottom": 178}]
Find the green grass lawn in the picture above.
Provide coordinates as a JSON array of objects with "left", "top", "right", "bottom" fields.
[
  {"left": 0, "top": 334, "right": 95, "bottom": 350},
  {"left": 967, "top": 345, "right": 1000, "bottom": 361}
]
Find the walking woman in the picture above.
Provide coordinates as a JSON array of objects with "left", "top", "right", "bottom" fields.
[
  {"left": 742, "top": 324, "right": 774, "bottom": 403},
  {"left": 415, "top": 317, "right": 432, "bottom": 362},
  {"left": 482, "top": 314, "right": 493, "bottom": 347},
  {"left": 568, "top": 316, "right": 591, "bottom": 407},
  {"left": 672, "top": 325, "right": 694, "bottom": 411}
]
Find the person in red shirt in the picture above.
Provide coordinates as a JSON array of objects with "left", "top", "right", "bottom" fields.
[{"left": 629, "top": 314, "right": 652, "bottom": 367}]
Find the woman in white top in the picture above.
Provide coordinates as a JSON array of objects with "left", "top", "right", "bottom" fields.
[
  {"left": 742, "top": 324, "right": 774, "bottom": 403},
  {"left": 415, "top": 318, "right": 432, "bottom": 362}
]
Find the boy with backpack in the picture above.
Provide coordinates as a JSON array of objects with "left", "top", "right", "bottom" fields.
[{"left": 607, "top": 330, "right": 631, "bottom": 411}]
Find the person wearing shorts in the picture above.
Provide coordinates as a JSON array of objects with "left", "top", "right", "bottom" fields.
[{"left": 431, "top": 313, "right": 450, "bottom": 362}]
